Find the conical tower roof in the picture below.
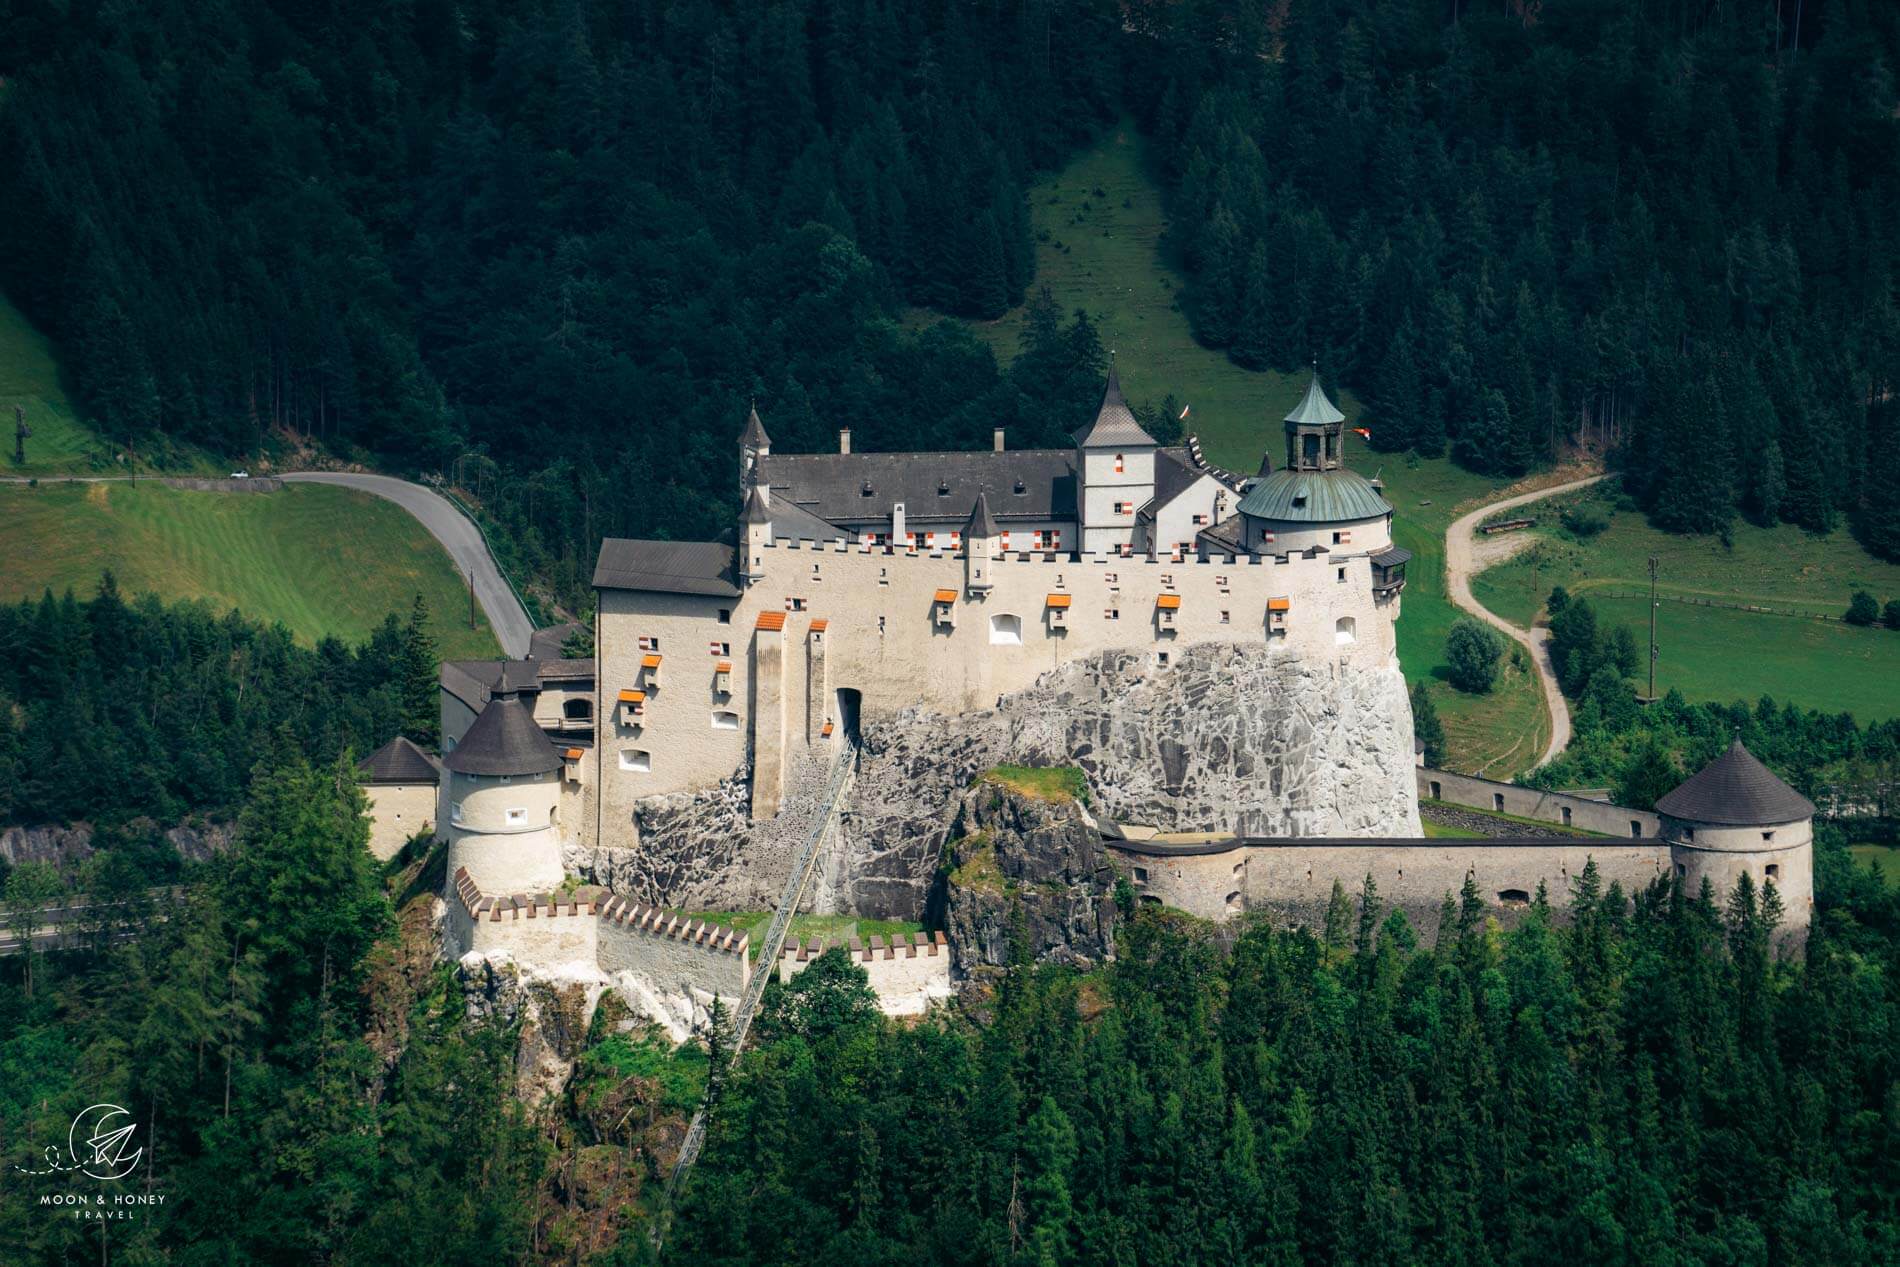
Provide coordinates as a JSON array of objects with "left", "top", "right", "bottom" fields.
[
  {"left": 1284, "top": 373, "right": 1345, "bottom": 427},
  {"left": 741, "top": 482, "right": 771, "bottom": 525},
  {"left": 1073, "top": 364, "right": 1157, "bottom": 448},
  {"left": 1654, "top": 737, "right": 1815, "bottom": 826},
  {"left": 964, "top": 491, "right": 998, "bottom": 537},
  {"left": 739, "top": 403, "right": 770, "bottom": 448},
  {"left": 444, "top": 691, "right": 561, "bottom": 777}
]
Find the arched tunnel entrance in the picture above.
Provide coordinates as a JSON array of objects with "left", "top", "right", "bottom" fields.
[{"left": 835, "top": 687, "right": 862, "bottom": 746}]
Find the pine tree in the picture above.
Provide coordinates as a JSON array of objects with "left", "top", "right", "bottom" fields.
[
  {"left": 399, "top": 595, "right": 439, "bottom": 748},
  {"left": 1411, "top": 681, "right": 1446, "bottom": 767}
]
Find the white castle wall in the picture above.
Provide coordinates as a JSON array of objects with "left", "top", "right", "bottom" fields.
[
  {"left": 596, "top": 539, "right": 1400, "bottom": 824},
  {"left": 363, "top": 782, "right": 435, "bottom": 861},
  {"left": 1419, "top": 768, "right": 1661, "bottom": 838},
  {"left": 778, "top": 932, "right": 953, "bottom": 1017},
  {"left": 445, "top": 768, "right": 568, "bottom": 894},
  {"left": 1247, "top": 511, "right": 1391, "bottom": 556},
  {"left": 1665, "top": 818, "right": 1814, "bottom": 928}
]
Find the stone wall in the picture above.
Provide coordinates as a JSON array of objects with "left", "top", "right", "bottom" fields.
[
  {"left": 1418, "top": 768, "right": 1659, "bottom": 838},
  {"left": 778, "top": 932, "right": 953, "bottom": 1016}
]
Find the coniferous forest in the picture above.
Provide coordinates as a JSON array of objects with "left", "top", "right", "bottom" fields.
[{"left": 7, "top": 1, "right": 1900, "bottom": 605}]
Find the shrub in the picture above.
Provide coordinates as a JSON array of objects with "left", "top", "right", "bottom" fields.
[
  {"left": 1845, "top": 591, "right": 1880, "bottom": 626},
  {"left": 1445, "top": 619, "right": 1504, "bottom": 694},
  {"left": 1885, "top": 600, "right": 1900, "bottom": 631},
  {"left": 1561, "top": 503, "right": 1610, "bottom": 537}
]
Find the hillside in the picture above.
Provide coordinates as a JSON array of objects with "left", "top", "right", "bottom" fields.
[
  {"left": 0, "top": 480, "right": 499, "bottom": 659},
  {"left": 1473, "top": 481, "right": 1900, "bottom": 722}
]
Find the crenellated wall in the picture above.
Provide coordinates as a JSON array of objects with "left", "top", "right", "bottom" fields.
[
  {"left": 597, "top": 537, "right": 1401, "bottom": 824},
  {"left": 778, "top": 931, "right": 952, "bottom": 1016}
]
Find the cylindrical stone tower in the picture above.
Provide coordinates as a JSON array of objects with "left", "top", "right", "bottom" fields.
[
  {"left": 1657, "top": 737, "right": 1814, "bottom": 936},
  {"left": 443, "top": 689, "right": 567, "bottom": 896}
]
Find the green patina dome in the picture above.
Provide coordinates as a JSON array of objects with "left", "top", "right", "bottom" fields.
[{"left": 1236, "top": 467, "right": 1393, "bottom": 522}]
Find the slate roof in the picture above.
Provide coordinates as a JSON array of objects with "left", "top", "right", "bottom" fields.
[
  {"left": 440, "top": 659, "right": 541, "bottom": 711},
  {"left": 1371, "top": 546, "right": 1414, "bottom": 568},
  {"left": 444, "top": 691, "right": 563, "bottom": 777},
  {"left": 1285, "top": 374, "right": 1346, "bottom": 426},
  {"left": 593, "top": 539, "right": 741, "bottom": 597},
  {"left": 1655, "top": 738, "right": 1816, "bottom": 826},
  {"left": 538, "top": 658, "right": 595, "bottom": 683},
  {"left": 739, "top": 405, "right": 770, "bottom": 448},
  {"left": 740, "top": 483, "right": 771, "bottom": 525},
  {"left": 1236, "top": 467, "right": 1393, "bottom": 522},
  {"left": 965, "top": 492, "right": 998, "bottom": 537},
  {"left": 1072, "top": 365, "right": 1158, "bottom": 449},
  {"left": 757, "top": 494, "right": 851, "bottom": 543},
  {"left": 358, "top": 735, "right": 441, "bottom": 785},
  {"left": 755, "top": 449, "right": 1076, "bottom": 526},
  {"left": 1195, "top": 515, "right": 1248, "bottom": 555}
]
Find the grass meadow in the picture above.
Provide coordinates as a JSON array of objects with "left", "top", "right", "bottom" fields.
[
  {"left": 1473, "top": 483, "right": 1900, "bottom": 723},
  {"left": 0, "top": 480, "right": 500, "bottom": 659}
]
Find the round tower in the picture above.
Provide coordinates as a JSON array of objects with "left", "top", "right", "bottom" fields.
[
  {"left": 443, "top": 689, "right": 567, "bottom": 896},
  {"left": 1235, "top": 373, "right": 1393, "bottom": 556},
  {"left": 1656, "top": 737, "right": 1814, "bottom": 935}
]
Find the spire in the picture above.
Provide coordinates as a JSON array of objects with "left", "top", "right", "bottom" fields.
[
  {"left": 1284, "top": 371, "right": 1345, "bottom": 427},
  {"left": 741, "top": 482, "right": 771, "bottom": 525},
  {"left": 739, "top": 401, "right": 770, "bottom": 448},
  {"left": 1073, "top": 362, "right": 1156, "bottom": 448},
  {"left": 964, "top": 491, "right": 998, "bottom": 538}
]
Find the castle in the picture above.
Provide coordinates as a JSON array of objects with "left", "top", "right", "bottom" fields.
[{"left": 361, "top": 369, "right": 1815, "bottom": 1029}]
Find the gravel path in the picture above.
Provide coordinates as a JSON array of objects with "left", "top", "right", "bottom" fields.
[
  {"left": 281, "top": 472, "right": 534, "bottom": 657},
  {"left": 1444, "top": 472, "right": 1609, "bottom": 770}
]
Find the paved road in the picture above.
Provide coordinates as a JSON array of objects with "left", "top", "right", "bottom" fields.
[
  {"left": 281, "top": 472, "right": 534, "bottom": 657},
  {"left": 1444, "top": 473, "right": 1610, "bottom": 770}
]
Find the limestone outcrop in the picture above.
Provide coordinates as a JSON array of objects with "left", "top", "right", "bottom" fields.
[
  {"left": 941, "top": 781, "right": 1118, "bottom": 971},
  {"left": 457, "top": 949, "right": 605, "bottom": 1103}
]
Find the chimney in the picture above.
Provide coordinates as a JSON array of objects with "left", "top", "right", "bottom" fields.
[
  {"left": 839, "top": 427, "right": 852, "bottom": 455},
  {"left": 993, "top": 427, "right": 1006, "bottom": 452}
]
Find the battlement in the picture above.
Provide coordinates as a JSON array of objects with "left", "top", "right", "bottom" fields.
[
  {"left": 756, "top": 534, "right": 1368, "bottom": 568},
  {"left": 780, "top": 930, "right": 948, "bottom": 964},
  {"left": 448, "top": 866, "right": 748, "bottom": 956}
]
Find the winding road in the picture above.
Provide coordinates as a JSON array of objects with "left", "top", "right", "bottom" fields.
[
  {"left": 281, "top": 472, "right": 534, "bottom": 657},
  {"left": 1444, "top": 472, "right": 1609, "bottom": 769}
]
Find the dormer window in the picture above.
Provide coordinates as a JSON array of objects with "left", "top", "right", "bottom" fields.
[
  {"left": 1292, "top": 494, "right": 1308, "bottom": 508},
  {"left": 1013, "top": 479, "right": 1026, "bottom": 495},
  {"left": 938, "top": 480, "right": 950, "bottom": 496},
  {"left": 861, "top": 481, "right": 874, "bottom": 497}
]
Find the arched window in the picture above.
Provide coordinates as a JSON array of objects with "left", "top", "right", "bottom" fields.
[
  {"left": 1334, "top": 616, "right": 1357, "bottom": 645},
  {"left": 989, "top": 614, "right": 1023, "bottom": 646},
  {"left": 711, "top": 711, "right": 740, "bottom": 730},
  {"left": 1497, "top": 889, "right": 1531, "bottom": 906},
  {"left": 563, "top": 698, "right": 592, "bottom": 721}
]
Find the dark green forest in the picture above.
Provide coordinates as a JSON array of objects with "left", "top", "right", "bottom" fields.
[
  {"left": 7, "top": 0, "right": 1898, "bottom": 614},
  {"left": 0, "top": 578, "right": 438, "bottom": 830}
]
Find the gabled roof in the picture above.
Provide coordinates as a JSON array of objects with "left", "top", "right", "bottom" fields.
[
  {"left": 965, "top": 491, "right": 998, "bottom": 537},
  {"left": 593, "top": 539, "right": 741, "bottom": 597},
  {"left": 1236, "top": 467, "right": 1392, "bottom": 522},
  {"left": 756, "top": 448, "right": 1075, "bottom": 526},
  {"left": 358, "top": 735, "right": 441, "bottom": 785},
  {"left": 1073, "top": 365, "right": 1157, "bottom": 449},
  {"left": 440, "top": 659, "right": 540, "bottom": 711},
  {"left": 739, "top": 404, "right": 770, "bottom": 448},
  {"left": 1285, "top": 374, "right": 1346, "bottom": 426},
  {"left": 444, "top": 691, "right": 562, "bottom": 777},
  {"left": 1655, "top": 738, "right": 1816, "bottom": 826}
]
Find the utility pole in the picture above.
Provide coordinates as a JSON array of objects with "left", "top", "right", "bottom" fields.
[
  {"left": 12, "top": 405, "right": 28, "bottom": 465},
  {"left": 1647, "top": 554, "right": 1660, "bottom": 703},
  {"left": 468, "top": 572, "right": 476, "bottom": 631}
]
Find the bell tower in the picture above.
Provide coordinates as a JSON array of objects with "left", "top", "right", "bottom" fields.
[{"left": 1283, "top": 370, "right": 1347, "bottom": 473}]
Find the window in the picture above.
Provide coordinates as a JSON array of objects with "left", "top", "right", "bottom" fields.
[
  {"left": 1220, "top": 610, "right": 1230, "bottom": 624},
  {"left": 879, "top": 567, "right": 888, "bottom": 586},
  {"left": 1429, "top": 781, "right": 1442, "bottom": 800},
  {"left": 619, "top": 749, "right": 651, "bottom": 772},
  {"left": 1113, "top": 453, "right": 1125, "bottom": 474},
  {"left": 1497, "top": 889, "right": 1531, "bottom": 907},
  {"left": 1561, "top": 806, "right": 1573, "bottom": 826},
  {"left": 1761, "top": 830, "right": 1775, "bottom": 842},
  {"left": 1216, "top": 575, "right": 1229, "bottom": 590},
  {"left": 1633, "top": 821, "right": 1645, "bottom": 839},
  {"left": 989, "top": 614, "right": 1023, "bottom": 645},
  {"left": 1334, "top": 616, "right": 1356, "bottom": 646},
  {"left": 505, "top": 808, "right": 526, "bottom": 826},
  {"left": 1193, "top": 514, "right": 1208, "bottom": 526},
  {"left": 1684, "top": 826, "right": 1696, "bottom": 841},
  {"left": 709, "top": 641, "right": 731, "bottom": 656},
  {"left": 711, "top": 711, "right": 740, "bottom": 730},
  {"left": 718, "top": 608, "right": 731, "bottom": 624},
  {"left": 878, "top": 615, "right": 886, "bottom": 635},
  {"left": 451, "top": 800, "right": 465, "bottom": 824},
  {"left": 784, "top": 596, "right": 807, "bottom": 611},
  {"left": 1105, "top": 608, "right": 1120, "bottom": 621},
  {"left": 563, "top": 699, "right": 592, "bottom": 721},
  {"left": 1105, "top": 572, "right": 1118, "bottom": 586},
  {"left": 1119, "top": 543, "right": 1133, "bottom": 557},
  {"left": 812, "top": 562, "right": 821, "bottom": 579},
  {"left": 1132, "top": 867, "right": 1148, "bottom": 884},
  {"left": 1160, "top": 573, "right": 1173, "bottom": 586},
  {"left": 1337, "top": 567, "right": 1347, "bottom": 583},
  {"left": 1765, "top": 864, "right": 1780, "bottom": 880},
  {"left": 1225, "top": 891, "right": 1242, "bottom": 912},
  {"left": 638, "top": 635, "right": 659, "bottom": 652},
  {"left": 1677, "top": 862, "right": 1687, "bottom": 877},
  {"left": 1493, "top": 793, "right": 1506, "bottom": 812},
  {"left": 999, "top": 531, "right": 1011, "bottom": 551},
  {"left": 1156, "top": 651, "right": 1170, "bottom": 667}
]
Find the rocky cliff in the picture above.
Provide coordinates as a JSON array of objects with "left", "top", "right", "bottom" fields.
[
  {"left": 940, "top": 779, "right": 1118, "bottom": 971},
  {"left": 590, "top": 641, "right": 1420, "bottom": 922}
]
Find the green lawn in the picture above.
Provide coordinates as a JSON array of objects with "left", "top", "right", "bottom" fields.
[
  {"left": 687, "top": 911, "right": 927, "bottom": 961},
  {"left": 1473, "top": 484, "right": 1900, "bottom": 723},
  {"left": 0, "top": 480, "right": 499, "bottom": 659},
  {"left": 913, "top": 126, "right": 1547, "bottom": 778},
  {"left": 982, "top": 765, "right": 1089, "bottom": 804}
]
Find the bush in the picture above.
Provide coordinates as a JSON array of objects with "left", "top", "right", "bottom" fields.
[
  {"left": 1845, "top": 591, "right": 1880, "bottom": 626},
  {"left": 1561, "top": 503, "right": 1610, "bottom": 537},
  {"left": 1410, "top": 681, "right": 1446, "bottom": 766},
  {"left": 1885, "top": 600, "right": 1900, "bottom": 631},
  {"left": 1445, "top": 619, "right": 1505, "bottom": 694}
]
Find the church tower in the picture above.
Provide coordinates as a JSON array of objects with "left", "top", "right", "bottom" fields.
[{"left": 1074, "top": 364, "right": 1157, "bottom": 554}]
